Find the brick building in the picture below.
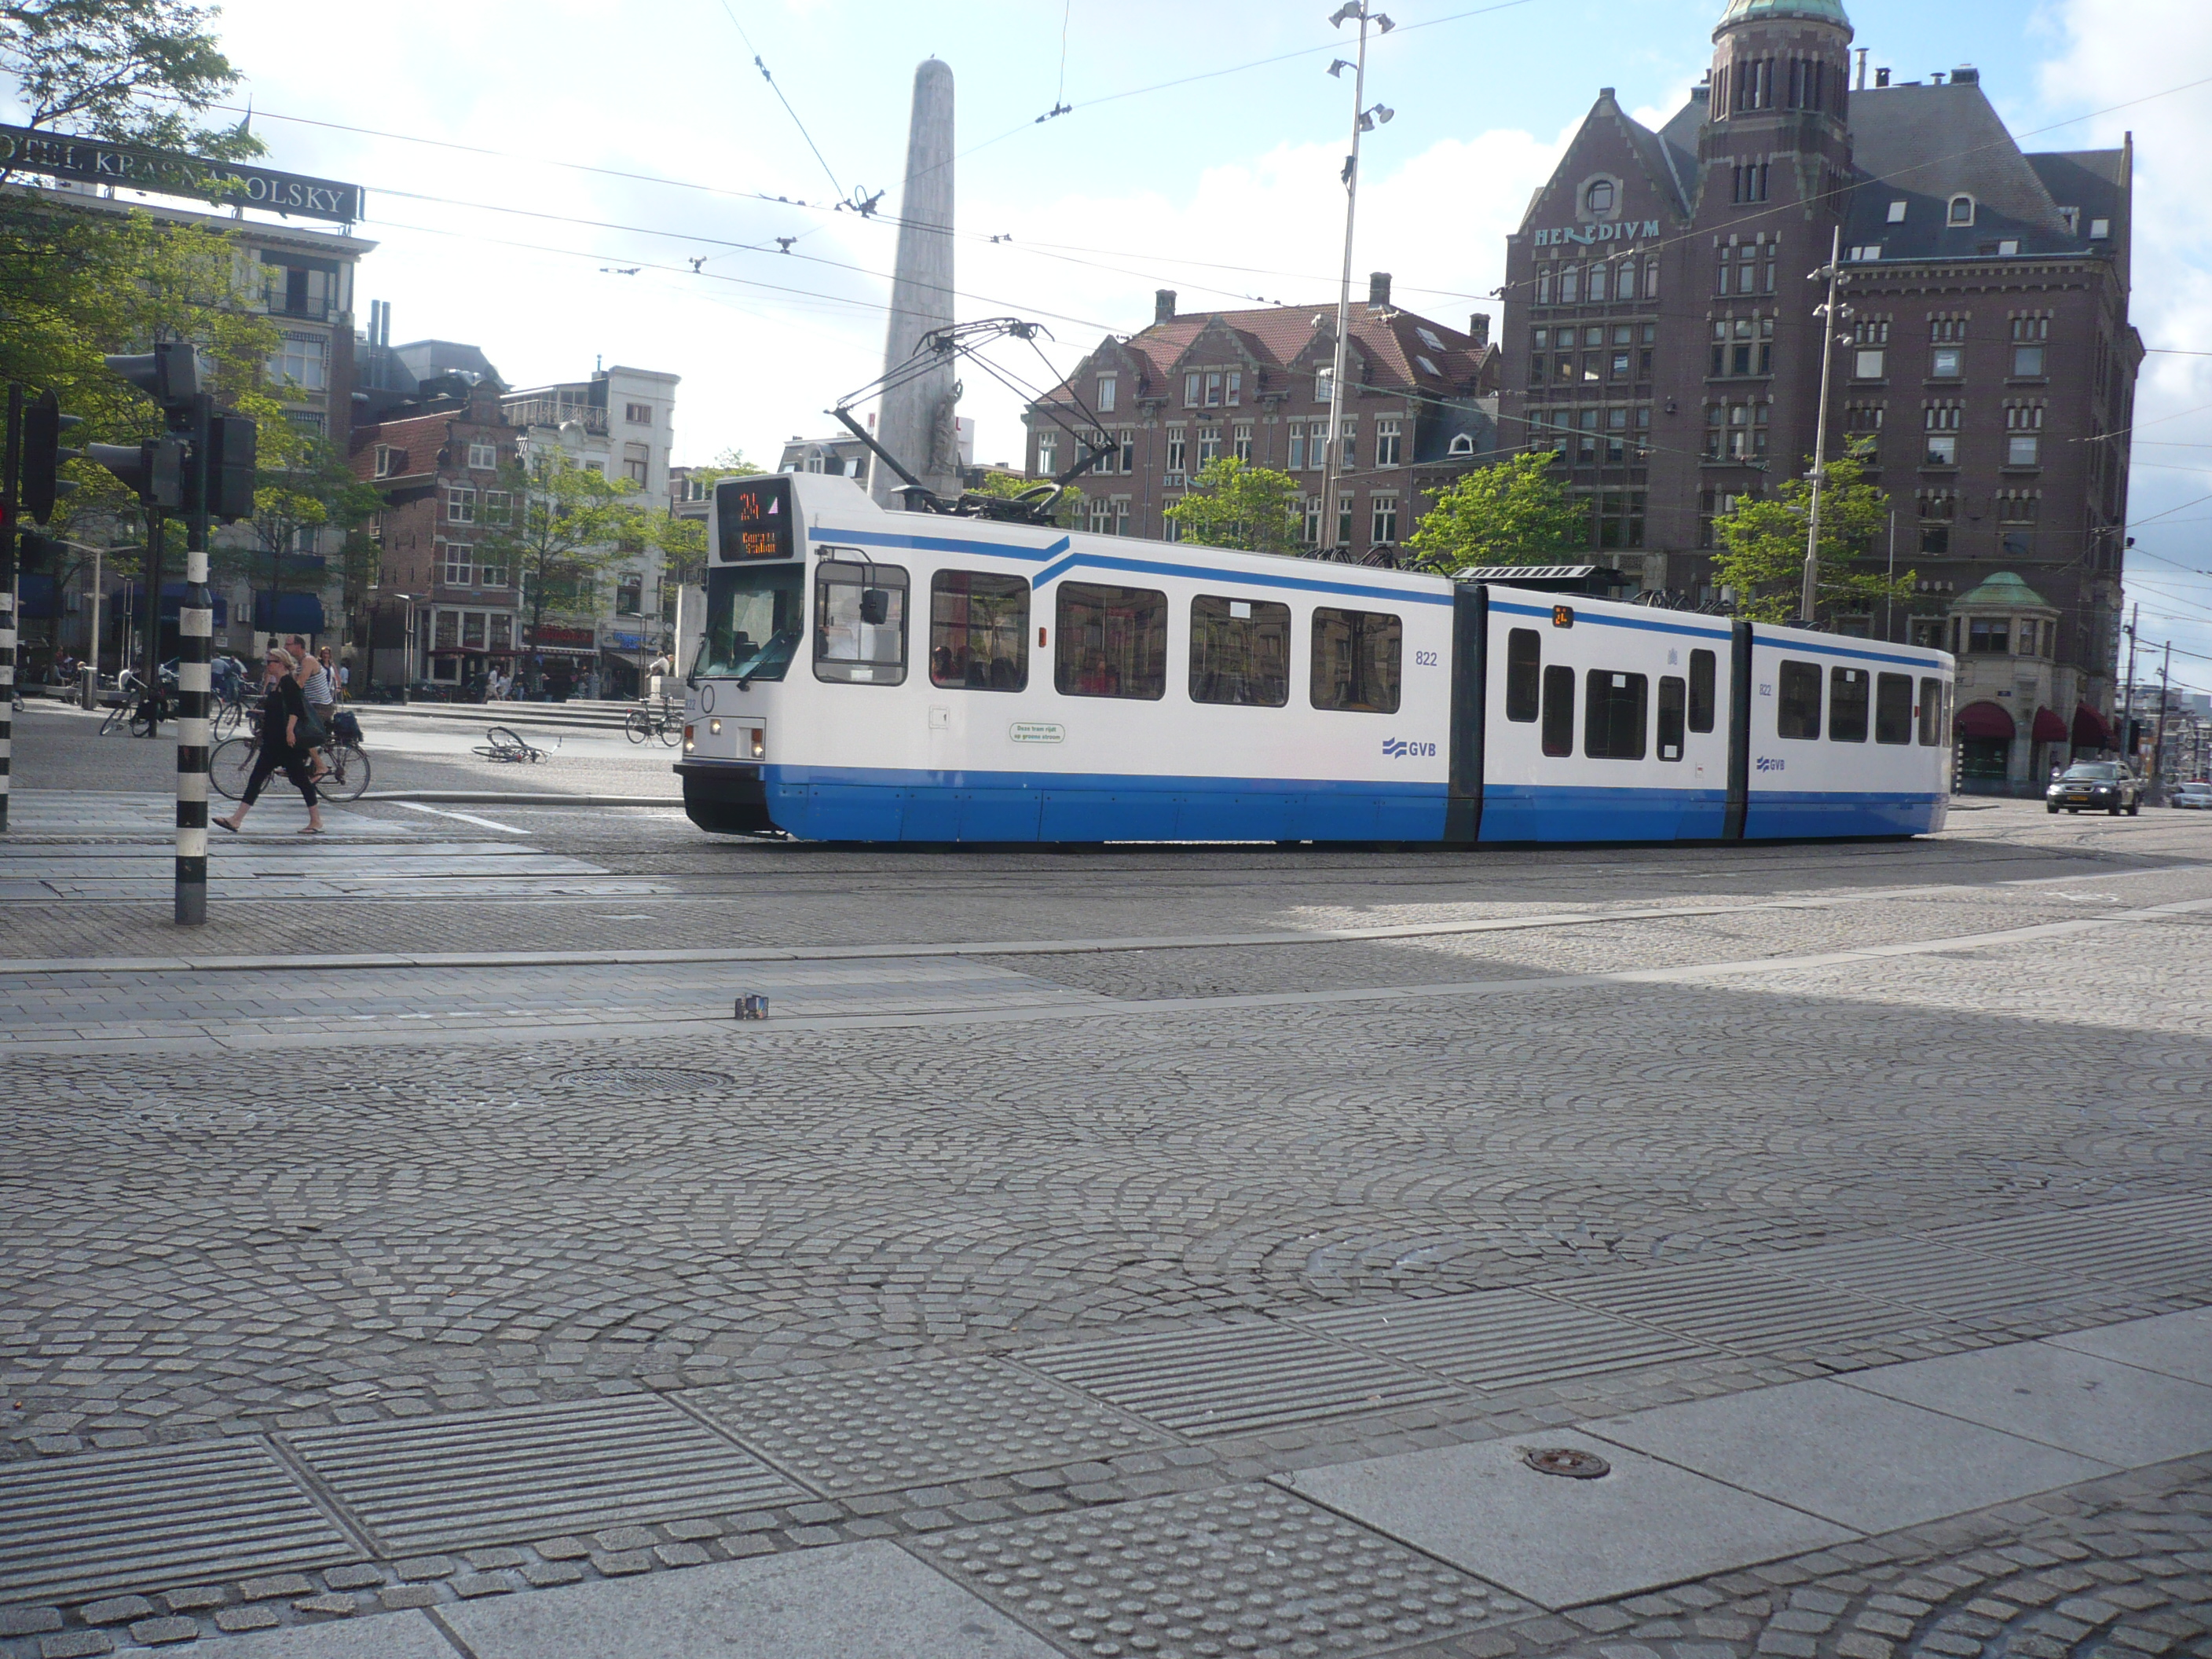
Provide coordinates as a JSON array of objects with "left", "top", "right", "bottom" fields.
[
  {"left": 350, "top": 383, "right": 522, "bottom": 693},
  {"left": 1499, "top": 0, "right": 2139, "bottom": 764},
  {"left": 1024, "top": 281, "right": 1498, "bottom": 562}
]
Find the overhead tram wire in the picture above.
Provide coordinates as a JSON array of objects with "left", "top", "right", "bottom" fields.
[{"left": 712, "top": 0, "right": 847, "bottom": 201}]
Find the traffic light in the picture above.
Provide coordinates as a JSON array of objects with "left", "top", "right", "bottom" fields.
[
  {"left": 18, "top": 532, "right": 62, "bottom": 573},
  {"left": 198, "top": 412, "right": 258, "bottom": 523},
  {"left": 103, "top": 342, "right": 203, "bottom": 427},
  {"left": 21, "top": 390, "right": 82, "bottom": 523},
  {"left": 83, "top": 437, "right": 186, "bottom": 508}
]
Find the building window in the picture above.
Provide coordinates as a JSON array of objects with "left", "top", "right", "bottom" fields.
[
  {"left": 1198, "top": 426, "right": 1221, "bottom": 467},
  {"left": 480, "top": 489, "right": 511, "bottom": 526},
  {"left": 1371, "top": 494, "right": 1399, "bottom": 545},
  {"left": 1115, "top": 430, "right": 1135, "bottom": 474},
  {"left": 1968, "top": 618, "right": 2009, "bottom": 654},
  {"left": 478, "top": 553, "right": 507, "bottom": 590},
  {"left": 616, "top": 573, "right": 644, "bottom": 613},
  {"left": 1886, "top": 200, "right": 1908, "bottom": 224},
  {"left": 1448, "top": 432, "right": 1475, "bottom": 456},
  {"left": 1340, "top": 419, "right": 1357, "bottom": 471},
  {"left": 467, "top": 441, "right": 497, "bottom": 470},
  {"left": 623, "top": 441, "right": 650, "bottom": 485},
  {"left": 1931, "top": 346, "right": 1963, "bottom": 379},
  {"left": 373, "top": 445, "right": 398, "bottom": 478},
  {"left": 1855, "top": 348, "right": 1886, "bottom": 379},
  {"left": 1303, "top": 496, "right": 1322, "bottom": 544},
  {"left": 1375, "top": 419, "right": 1402, "bottom": 467},
  {"left": 2089, "top": 217, "right": 2111, "bottom": 239},
  {"left": 1923, "top": 403, "right": 1961, "bottom": 467},
  {"left": 1336, "top": 491, "right": 1354, "bottom": 548},
  {"left": 1949, "top": 196, "right": 1976, "bottom": 225},
  {"left": 434, "top": 610, "right": 460, "bottom": 650},
  {"left": 1586, "top": 179, "right": 1615, "bottom": 214},
  {"left": 2008, "top": 435, "right": 2041, "bottom": 467},
  {"left": 439, "top": 543, "right": 473, "bottom": 588},
  {"left": 624, "top": 402, "right": 654, "bottom": 425},
  {"left": 1232, "top": 422, "right": 1254, "bottom": 463},
  {"left": 1096, "top": 374, "right": 1117, "bottom": 414},
  {"left": 269, "top": 332, "right": 327, "bottom": 393},
  {"left": 1205, "top": 372, "right": 1224, "bottom": 408},
  {"left": 1111, "top": 497, "right": 1130, "bottom": 537},
  {"left": 1225, "top": 372, "right": 1242, "bottom": 408},
  {"left": 1038, "top": 431, "right": 1059, "bottom": 474},
  {"left": 1087, "top": 496, "right": 1111, "bottom": 535},
  {"left": 2012, "top": 346, "right": 2045, "bottom": 377},
  {"left": 1184, "top": 372, "right": 1202, "bottom": 408},
  {"left": 1287, "top": 424, "right": 1306, "bottom": 471},
  {"left": 462, "top": 612, "right": 487, "bottom": 650},
  {"left": 445, "top": 485, "right": 477, "bottom": 524},
  {"left": 1166, "top": 426, "right": 1187, "bottom": 481},
  {"left": 489, "top": 614, "right": 513, "bottom": 650}
]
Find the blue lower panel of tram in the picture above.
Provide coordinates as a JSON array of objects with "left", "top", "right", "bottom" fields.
[
  {"left": 1476, "top": 785, "right": 1730, "bottom": 844},
  {"left": 764, "top": 766, "right": 1450, "bottom": 844},
  {"left": 1744, "top": 789, "right": 1944, "bottom": 840}
]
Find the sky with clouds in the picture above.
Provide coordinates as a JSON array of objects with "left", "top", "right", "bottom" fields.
[{"left": 19, "top": 0, "right": 2211, "bottom": 687}]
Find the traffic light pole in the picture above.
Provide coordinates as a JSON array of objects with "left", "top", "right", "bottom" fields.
[
  {"left": 1, "top": 383, "right": 20, "bottom": 836},
  {"left": 175, "top": 394, "right": 214, "bottom": 926}
]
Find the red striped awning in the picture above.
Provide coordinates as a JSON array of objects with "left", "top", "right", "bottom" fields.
[{"left": 1955, "top": 701, "right": 2016, "bottom": 740}]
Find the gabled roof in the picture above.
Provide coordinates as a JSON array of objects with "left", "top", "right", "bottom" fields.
[
  {"left": 1034, "top": 302, "right": 1491, "bottom": 408},
  {"left": 1839, "top": 80, "right": 2112, "bottom": 258},
  {"left": 1518, "top": 91, "right": 1695, "bottom": 233}
]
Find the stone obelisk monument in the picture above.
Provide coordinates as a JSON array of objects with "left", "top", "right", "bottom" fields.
[{"left": 872, "top": 58, "right": 959, "bottom": 508}]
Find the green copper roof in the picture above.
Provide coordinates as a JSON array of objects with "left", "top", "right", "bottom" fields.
[
  {"left": 1716, "top": 0, "right": 1852, "bottom": 34},
  {"left": 1955, "top": 571, "right": 2054, "bottom": 610}
]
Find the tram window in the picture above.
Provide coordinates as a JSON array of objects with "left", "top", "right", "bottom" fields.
[
  {"left": 1311, "top": 607, "right": 1402, "bottom": 713},
  {"left": 931, "top": 570, "right": 1028, "bottom": 691},
  {"left": 701, "top": 562, "right": 804, "bottom": 683},
  {"left": 813, "top": 559, "right": 909, "bottom": 686},
  {"left": 1191, "top": 595, "right": 1291, "bottom": 706},
  {"left": 1918, "top": 676, "right": 1946, "bottom": 745},
  {"left": 1829, "top": 666, "right": 1870, "bottom": 742},
  {"left": 1540, "top": 665, "right": 1575, "bottom": 756},
  {"left": 1056, "top": 581, "right": 1168, "bottom": 700},
  {"left": 1688, "top": 648, "right": 1717, "bottom": 732},
  {"left": 1505, "top": 628, "right": 1541, "bottom": 721},
  {"left": 1875, "top": 672, "right": 1914, "bottom": 744},
  {"left": 1585, "top": 670, "right": 1649, "bottom": 760},
  {"left": 1778, "top": 660, "right": 1822, "bottom": 739},
  {"left": 1657, "top": 675, "right": 1686, "bottom": 760}
]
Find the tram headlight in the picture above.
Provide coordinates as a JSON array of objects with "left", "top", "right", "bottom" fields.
[
  {"left": 709, "top": 719, "right": 722, "bottom": 735},
  {"left": 750, "top": 724, "right": 766, "bottom": 760},
  {"left": 683, "top": 723, "right": 695, "bottom": 753}
]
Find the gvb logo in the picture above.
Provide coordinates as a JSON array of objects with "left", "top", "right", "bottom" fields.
[
  {"left": 1756, "top": 756, "right": 1785, "bottom": 773},
  {"left": 1382, "top": 738, "right": 1437, "bottom": 758}
]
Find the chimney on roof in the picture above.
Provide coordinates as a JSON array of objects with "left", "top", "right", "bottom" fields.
[
  {"left": 1876, "top": 67, "right": 1891, "bottom": 86},
  {"left": 1469, "top": 313, "right": 1490, "bottom": 349},
  {"left": 1368, "top": 271, "right": 1392, "bottom": 310},
  {"left": 1154, "top": 287, "right": 1177, "bottom": 324}
]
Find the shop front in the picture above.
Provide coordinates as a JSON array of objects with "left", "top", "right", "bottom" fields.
[
  {"left": 520, "top": 622, "right": 596, "bottom": 701},
  {"left": 1956, "top": 701, "right": 2016, "bottom": 791},
  {"left": 425, "top": 606, "right": 518, "bottom": 698}
]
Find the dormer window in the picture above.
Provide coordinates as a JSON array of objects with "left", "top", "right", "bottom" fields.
[
  {"left": 1886, "top": 200, "right": 1908, "bottom": 224},
  {"left": 2089, "top": 217, "right": 2111, "bottom": 239},
  {"left": 1448, "top": 432, "right": 1475, "bottom": 456},
  {"left": 1948, "top": 195, "right": 1976, "bottom": 226},
  {"left": 1585, "top": 179, "right": 1614, "bottom": 215}
]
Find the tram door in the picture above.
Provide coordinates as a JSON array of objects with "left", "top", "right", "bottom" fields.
[{"left": 1445, "top": 584, "right": 1489, "bottom": 845}]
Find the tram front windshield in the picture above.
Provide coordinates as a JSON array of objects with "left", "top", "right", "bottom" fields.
[{"left": 701, "top": 563, "right": 804, "bottom": 681}]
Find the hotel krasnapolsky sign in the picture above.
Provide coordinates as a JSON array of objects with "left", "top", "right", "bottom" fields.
[{"left": 0, "top": 124, "right": 364, "bottom": 224}]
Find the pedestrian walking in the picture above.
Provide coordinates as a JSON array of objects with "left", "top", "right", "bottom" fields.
[
  {"left": 297, "top": 643, "right": 339, "bottom": 781},
  {"left": 213, "top": 650, "right": 324, "bottom": 836}
]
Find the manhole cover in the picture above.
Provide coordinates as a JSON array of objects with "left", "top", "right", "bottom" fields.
[
  {"left": 562, "top": 1068, "right": 736, "bottom": 1095},
  {"left": 1523, "top": 1446, "right": 1611, "bottom": 1479}
]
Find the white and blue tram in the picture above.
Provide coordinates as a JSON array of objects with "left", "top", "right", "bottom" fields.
[{"left": 675, "top": 474, "right": 1954, "bottom": 845}]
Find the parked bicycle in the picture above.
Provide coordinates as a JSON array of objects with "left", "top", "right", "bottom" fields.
[
  {"left": 624, "top": 703, "right": 682, "bottom": 747},
  {"left": 211, "top": 722, "right": 372, "bottom": 804},
  {"left": 97, "top": 668, "right": 178, "bottom": 738}
]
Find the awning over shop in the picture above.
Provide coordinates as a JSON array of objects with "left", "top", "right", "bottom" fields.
[
  {"left": 2072, "top": 703, "right": 2115, "bottom": 749},
  {"left": 2031, "top": 707, "right": 2069, "bottom": 743},
  {"left": 252, "top": 591, "right": 325, "bottom": 633},
  {"left": 1955, "top": 701, "right": 2016, "bottom": 741}
]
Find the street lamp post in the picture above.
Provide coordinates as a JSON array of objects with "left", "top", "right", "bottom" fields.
[
  {"left": 1318, "top": 2, "right": 1393, "bottom": 564},
  {"left": 1800, "top": 226, "right": 1847, "bottom": 626}
]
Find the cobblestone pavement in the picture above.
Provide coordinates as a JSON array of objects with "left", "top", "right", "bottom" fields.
[{"left": 0, "top": 776, "right": 2207, "bottom": 1654}]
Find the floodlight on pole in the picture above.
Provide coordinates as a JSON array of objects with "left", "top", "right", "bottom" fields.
[{"left": 1318, "top": 2, "right": 1393, "bottom": 563}]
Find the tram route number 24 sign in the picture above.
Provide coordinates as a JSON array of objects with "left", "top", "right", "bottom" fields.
[{"left": 716, "top": 476, "right": 794, "bottom": 561}]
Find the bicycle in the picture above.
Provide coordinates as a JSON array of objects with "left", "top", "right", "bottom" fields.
[
  {"left": 471, "top": 725, "right": 545, "bottom": 764},
  {"left": 210, "top": 731, "right": 372, "bottom": 804},
  {"left": 98, "top": 671, "right": 174, "bottom": 738},
  {"left": 624, "top": 703, "right": 682, "bottom": 747}
]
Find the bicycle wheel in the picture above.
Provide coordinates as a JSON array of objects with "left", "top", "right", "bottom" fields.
[
  {"left": 98, "top": 705, "right": 126, "bottom": 737},
  {"left": 624, "top": 709, "right": 650, "bottom": 744},
  {"left": 129, "top": 704, "right": 156, "bottom": 738},
  {"left": 317, "top": 742, "right": 370, "bottom": 804},
  {"left": 214, "top": 699, "right": 242, "bottom": 738},
  {"left": 657, "top": 716, "right": 681, "bottom": 748},
  {"left": 210, "top": 736, "right": 258, "bottom": 800}
]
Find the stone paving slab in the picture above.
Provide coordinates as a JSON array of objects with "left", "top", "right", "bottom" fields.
[
  {"left": 1292, "top": 1288, "right": 1714, "bottom": 1391},
  {"left": 1837, "top": 1339, "right": 2212, "bottom": 1466},
  {"left": 1284, "top": 1428, "right": 1854, "bottom": 1610},
  {"left": 174, "top": 1614, "right": 457, "bottom": 1658},
  {"left": 437, "top": 1540, "right": 1059, "bottom": 1657},
  {"left": 2047, "top": 1305, "right": 2212, "bottom": 1382},
  {"left": 1583, "top": 1377, "right": 2114, "bottom": 1533}
]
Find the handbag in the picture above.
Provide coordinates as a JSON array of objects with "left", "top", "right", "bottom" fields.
[{"left": 297, "top": 702, "right": 329, "bottom": 749}]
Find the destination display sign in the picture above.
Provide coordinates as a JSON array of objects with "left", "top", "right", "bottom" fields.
[
  {"left": 716, "top": 476, "right": 796, "bottom": 561},
  {"left": 0, "top": 124, "right": 364, "bottom": 223}
]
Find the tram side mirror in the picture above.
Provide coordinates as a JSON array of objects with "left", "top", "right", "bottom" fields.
[{"left": 859, "top": 588, "right": 891, "bottom": 626}]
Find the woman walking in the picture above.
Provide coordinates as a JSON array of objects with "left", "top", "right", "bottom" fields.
[{"left": 214, "top": 649, "right": 324, "bottom": 835}]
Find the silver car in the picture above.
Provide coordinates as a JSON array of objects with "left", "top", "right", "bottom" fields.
[{"left": 2174, "top": 781, "right": 2212, "bottom": 810}]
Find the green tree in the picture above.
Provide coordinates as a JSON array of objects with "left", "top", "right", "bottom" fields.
[
  {"left": 1404, "top": 452, "right": 1588, "bottom": 573},
  {"left": 0, "top": 0, "right": 263, "bottom": 170},
  {"left": 1709, "top": 441, "right": 1908, "bottom": 624},
  {"left": 656, "top": 448, "right": 766, "bottom": 590},
  {"left": 1163, "top": 457, "right": 1303, "bottom": 555},
  {"left": 972, "top": 467, "right": 1080, "bottom": 529},
  {"left": 476, "top": 447, "right": 657, "bottom": 646}
]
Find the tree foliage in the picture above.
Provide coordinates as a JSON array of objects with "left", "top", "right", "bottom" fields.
[
  {"left": 474, "top": 446, "right": 659, "bottom": 643},
  {"left": 1405, "top": 452, "right": 1589, "bottom": 573},
  {"left": 654, "top": 447, "right": 764, "bottom": 588},
  {"left": 1163, "top": 457, "right": 1304, "bottom": 555},
  {"left": 1709, "top": 441, "right": 1910, "bottom": 624},
  {"left": 0, "top": 0, "right": 262, "bottom": 166}
]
